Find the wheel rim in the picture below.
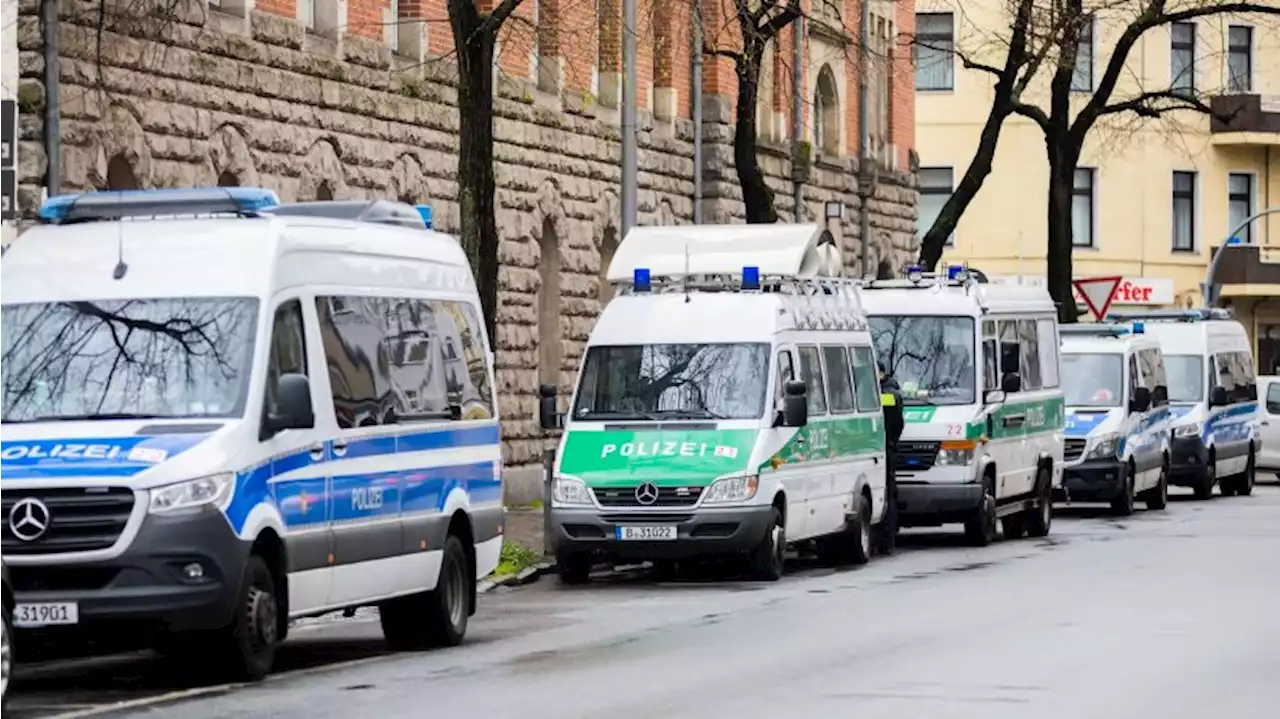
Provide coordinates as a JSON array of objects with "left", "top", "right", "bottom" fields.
[
  {"left": 772, "top": 525, "right": 785, "bottom": 568},
  {"left": 246, "top": 584, "right": 278, "bottom": 653},
  {"left": 446, "top": 553, "right": 467, "bottom": 630},
  {"left": 2, "top": 614, "right": 10, "bottom": 699},
  {"left": 859, "top": 507, "right": 871, "bottom": 556},
  {"left": 984, "top": 495, "right": 996, "bottom": 537}
]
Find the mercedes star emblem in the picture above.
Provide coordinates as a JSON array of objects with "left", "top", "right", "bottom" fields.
[
  {"left": 9, "top": 497, "right": 52, "bottom": 542},
  {"left": 635, "top": 482, "right": 660, "bottom": 505}
]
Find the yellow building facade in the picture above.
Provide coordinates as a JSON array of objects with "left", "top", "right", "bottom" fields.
[{"left": 914, "top": 1, "right": 1280, "bottom": 370}]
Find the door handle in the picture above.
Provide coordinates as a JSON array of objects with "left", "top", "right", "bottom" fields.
[
  {"left": 1003, "top": 414, "right": 1026, "bottom": 428},
  {"left": 332, "top": 438, "right": 349, "bottom": 458},
  {"left": 308, "top": 442, "right": 325, "bottom": 461}
]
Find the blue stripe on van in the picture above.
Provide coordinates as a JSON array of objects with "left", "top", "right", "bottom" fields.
[{"left": 0, "top": 434, "right": 213, "bottom": 480}]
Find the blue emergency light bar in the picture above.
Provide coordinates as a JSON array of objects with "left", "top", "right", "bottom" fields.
[
  {"left": 742, "top": 265, "right": 761, "bottom": 290},
  {"left": 634, "top": 268, "right": 652, "bottom": 292},
  {"left": 1106, "top": 308, "right": 1233, "bottom": 323},
  {"left": 39, "top": 187, "right": 280, "bottom": 224},
  {"left": 1061, "top": 323, "right": 1140, "bottom": 338},
  {"left": 415, "top": 204, "right": 433, "bottom": 229}
]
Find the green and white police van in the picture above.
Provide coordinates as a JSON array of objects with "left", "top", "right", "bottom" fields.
[
  {"left": 539, "top": 225, "right": 895, "bottom": 583},
  {"left": 859, "top": 267, "right": 1064, "bottom": 545}
]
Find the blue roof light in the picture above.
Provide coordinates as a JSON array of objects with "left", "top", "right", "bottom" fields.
[
  {"left": 906, "top": 265, "right": 923, "bottom": 282},
  {"left": 1132, "top": 321, "right": 1144, "bottom": 334},
  {"left": 1228, "top": 235, "right": 1242, "bottom": 245},
  {"left": 742, "top": 265, "right": 761, "bottom": 290},
  {"left": 415, "top": 204, "right": 433, "bottom": 229},
  {"left": 634, "top": 268, "right": 652, "bottom": 292},
  {"left": 947, "top": 264, "right": 965, "bottom": 280},
  {"left": 39, "top": 187, "right": 280, "bottom": 224}
]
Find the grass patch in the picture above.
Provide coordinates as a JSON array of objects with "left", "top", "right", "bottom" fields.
[{"left": 492, "top": 541, "right": 540, "bottom": 577}]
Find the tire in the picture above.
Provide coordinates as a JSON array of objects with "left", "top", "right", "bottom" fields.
[
  {"left": 1001, "top": 514, "right": 1026, "bottom": 540},
  {"left": 202, "top": 555, "right": 280, "bottom": 682},
  {"left": 1110, "top": 463, "right": 1136, "bottom": 516},
  {"left": 556, "top": 551, "right": 592, "bottom": 586},
  {"left": 964, "top": 482, "right": 997, "bottom": 547},
  {"left": 847, "top": 493, "right": 873, "bottom": 566},
  {"left": 872, "top": 476, "right": 899, "bottom": 557},
  {"left": 1025, "top": 467, "right": 1053, "bottom": 538},
  {"left": 749, "top": 508, "right": 786, "bottom": 581},
  {"left": 1238, "top": 450, "right": 1257, "bottom": 497},
  {"left": 2, "top": 599, "right": 12, "bottom": 709},
  {"left": 381, "top": 535, "right": 470, "bottom": 651},
  {"left": 1193, "top": 456, "right": 1216, "bottom": 500},
  {"left": 1144, "top": 459, "right": 1170, "bottom": 511}
]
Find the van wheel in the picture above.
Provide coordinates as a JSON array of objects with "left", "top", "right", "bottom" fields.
[
  {"left": 749, "top": 508, "right": 785, "bottom": 581},
  {"left": 1001, "top": 514, "right": 1026, "bottom": 540},
  {"left": 1143, "top": 458, "right": 1169, "bottom": 510},
  {"left": 192, "top": 555, "right": 279, "bottom": 681},
  {"left": 2, "top": 597, "right": 12, "bottom": 708},
  {"left": 964, "top": 485, "right": 997, "bottom": 547},
  {"left": 1111, "top": 463, "right": 1136, "bottom": 516},
  {"left": 1237, "top": 450, "right": 1257, "bottom": 497},
  {"left": 1026, "top": 467, "right": 1053, "bottom": 538},
  {"left": 556, "top": 552, "right": 592, "bottom": 585},
  {"left": 380, "top": 535, "right": 469, "bottom": 650},
  {"left": 1193, "top": 457, "right": 1215, "bottom": 500}
]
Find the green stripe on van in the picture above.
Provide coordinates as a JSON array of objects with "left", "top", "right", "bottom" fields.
[
  {"left": 558, "top": 429, "right": 756, "bottom": 487},
  {"left": 760, "top": 414, "right": 885, "bottom": 471},
  {"left": 989, "top": 396, "right": 1065, "bottom": 439}
]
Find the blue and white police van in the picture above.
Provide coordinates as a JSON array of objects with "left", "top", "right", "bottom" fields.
[
  {"left": 1107, "top": 309, "right": 1259, "bottom": 499},
  {"left": 1059, "top": 322, "right": 1172, "bottom": 515},
  {"left": 0, "top": 188, "right": 502, "bottom": 679}
]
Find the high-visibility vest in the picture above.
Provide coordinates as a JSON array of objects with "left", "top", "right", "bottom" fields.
[{"left": 880, "top": 392, "right": 897, "bottom": 406}]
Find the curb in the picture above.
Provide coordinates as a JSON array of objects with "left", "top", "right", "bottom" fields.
[{"left": 478, "top": 560, "right": 555, "bottom": 594}]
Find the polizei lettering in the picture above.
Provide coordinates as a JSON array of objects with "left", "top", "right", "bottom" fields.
[
  {"left": 0, "top": 443, "right": 125, "bottom": 461},
  {"left": 600, "top": 441, "right": 739, "bottom": 460},
  {"left": 352, "top": 487, "right": 384, "bottom": 511}
]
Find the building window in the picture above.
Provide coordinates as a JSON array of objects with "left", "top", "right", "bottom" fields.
[
  {"left": 917, "top": 167, "right": 954, "bottom": 246},
  {"left": 815, "top": 65, "right": 840, "bottom": 155},
  {"left": 298, "top": 0, "right": 315, "bottom": 29},
  {"left": 1072, "top": 168, "right": 1095, "bottom": 247},
  {"left": 1228, "top": 173, "right": 1254, "bottom": 244},
  {"left": 1071, "top": 17, "right": 1094, "bottom": 91},
  {"left": 1170, "top": 22, "right": 1195, "bottom": 95},
  {"left": 1172, "top": 171, "right": 1196, "bottom": 252},
  {"left": 387, "top": 0, "right": 400, "bottom": 52},
  {"left": 915, "top": 13, "right": 954, "bottom": 91},
  {"left": 1228, "top": 26, "right": 1253, "bottom": 93}
]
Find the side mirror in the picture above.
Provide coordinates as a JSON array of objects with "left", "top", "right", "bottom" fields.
[
  {"left": 983, "top": 389, "right": 1006, "bottom": 405},
  {"left": 1210, "top": 385, "right": 1230, "bottom": 408},
  {"left": 782, "top": 379, "right": 808, "bottom": 427},
  {"left": 263, "top": 373, "right": 315, "bottom": 439},
  {"left": 538, "top": 383, "right": 560, "bottom": 431},
  {"left": 1001, "top": 373, "right": 1022, "bottom": 394},
  {"left": 447, "top": 390, "right": 463, "bottom": 421},
  {"left": 1130, "top": 386, "right": 1152, "bottom": 413}
]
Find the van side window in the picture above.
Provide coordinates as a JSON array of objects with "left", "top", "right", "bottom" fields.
[
  {"left": 1267, "top": 382, "right": 1280, "bottom": 414},
  {"left": 850, "top": 346, "right": 881, "bottom": 412},
  {"left": 999, "top": 321, "right": 1020, "bottom": 388},
  {"left": 822, "top": 345, "right": 856, "bottom": 413},
  {"left": 775, "top": 349, "right": 796, "bottom": 405},
  {"left": 797, "top": 346, "right": 828, "bottom": 415},
  {"left": 1139, "top": 349, "right": 1169, "bottom": 405},
  {"left": 1036, "top": 318, "right": 1060, "bottom": 388},
  {"left": 982, "top": 320, "right": 998, "bottom": 392},
  {"left": 1128, "top": 354, "right": 1141, "bottom": 403},
  {"left": 442, "top": 301, "right": 495, "bottom": 420},
  {"left": 264, "top": 299, "right": 308, "bottom": 420},
  {"left": 1017, "top": 319, "right": 1042, "bottom": 390}
]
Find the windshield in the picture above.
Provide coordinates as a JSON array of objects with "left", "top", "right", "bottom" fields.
[
  {"left": 1062, "top": 353, "right": 1123, "bottom": 407},
  {"left": 1165, "top": 354, "right": 1204, "bottom": 403},
  {"left": 2, "top": 298, "right": 259, "bottom": 423},
  {"left": 869, "top": 316, "right": 976, "bottom": 405},
  {"left": 572, "top": 343, "right": 770, "bottom": 420}
]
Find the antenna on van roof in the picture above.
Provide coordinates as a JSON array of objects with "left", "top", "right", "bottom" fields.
[
  {"left": 113, "top": 222, "right": 128, "bottom": 280},
  {"left": 683, "top": 241, "right": 691, "bottom": 304}
]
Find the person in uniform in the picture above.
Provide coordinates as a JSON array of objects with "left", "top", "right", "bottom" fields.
[{"left": 877, "top": 362, "right": 903, "bottom": 554}]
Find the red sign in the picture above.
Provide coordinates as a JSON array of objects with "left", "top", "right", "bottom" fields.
[{"left": 1073, "top": 276, "right": 1124, "bottom": 322}]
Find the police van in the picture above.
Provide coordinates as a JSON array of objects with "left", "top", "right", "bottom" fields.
[
  {"left": 1059, "top": 323, "right": 1172, "bottom": 514},
  {"left": 1107, "top": 309, "right": 1259, "bottom": 499},
  {"left": 539, "top": 225, "right": 896, "bottom": 583},
  {"left": 859, "top": 267, "right": 1064, "bottom": 546},
  {"left": 0, "top": 188, "right": 501, "bottom": 679}
]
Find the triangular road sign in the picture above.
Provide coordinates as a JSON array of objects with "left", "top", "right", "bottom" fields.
[{"left": 1073, "top": 276, "right": 1124, "bottom": 321}]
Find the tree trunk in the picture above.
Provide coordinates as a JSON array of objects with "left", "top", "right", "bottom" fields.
[
  {"left": 451, "top": 13, "right": 500, "bottom": 342},
  {"left": 734, "top": 49, "right": 777, "bottom": 224},
  {"left": 1046, "top": 140, "right": 1081, "bottom": 324},
  {"left": 918, "top": 105, "right": 1012, "bottom": 270}
]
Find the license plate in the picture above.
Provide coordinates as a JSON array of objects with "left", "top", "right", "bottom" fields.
[
  {"left": 14, "top": 602, "right": 80, "bottom": 627},
  {"left": 615, "top": 525, "right": 677, "bottom": 541}
]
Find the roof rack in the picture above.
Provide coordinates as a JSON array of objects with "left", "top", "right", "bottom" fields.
[
  {"left": 1105, "top": 308, "right": 1234, "bottom": 323},
  {"left": 39, "top": 187, "right": 280, "bottom": 224},
  {"left": 267, "top": 200, "right": 431, "bottom": 230},
  {"left": 859, "top": 262, "right": 989, "bottom": 291},
  {"left": 1060, "top": 322, "right": 1146, "bottom": 338}
]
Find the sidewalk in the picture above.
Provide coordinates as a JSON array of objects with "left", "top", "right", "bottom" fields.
[{"left": 504, "top": 506, "right": 548, "bottom": 558}]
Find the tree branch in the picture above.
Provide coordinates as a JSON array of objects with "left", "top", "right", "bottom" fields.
[
  {"left": 1011, "top": 101, "right": 1051, "bottom": 133},
  {"left": 759, "top": 0, "right": 802, "bottom": 39},
  {"left": 475, "top": 0, "right": 524, "bottom": 39},
  {"left": 1095, "top": 90, "right": 1213, "bottom": 119},
  {"left": 703, "top": 43, "right": 744, "bottom": 65}
]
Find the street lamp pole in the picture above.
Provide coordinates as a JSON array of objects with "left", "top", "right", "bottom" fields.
[
  {"left": 1201, "top": 206, "right": 1280, "bottom": 307},
  {"left": 620, "top": 0, "right": 638, "bottom": 239}
]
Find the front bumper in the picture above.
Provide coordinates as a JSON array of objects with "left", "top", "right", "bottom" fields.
[
  {"left": 1169, "top": 435, "right": 1211, "bottom": 487},
  {"left": 549, "top": 505, "right": 775, "bottom": 560},
  {"left": 8, "top": 506, "right": 249, "bottom": 636},
  {"left": 897, "top": 482, "right": 984, "bottom": 526},
  {"left": 1062, "top": 459, "right": 1127, "bottom": 502}
]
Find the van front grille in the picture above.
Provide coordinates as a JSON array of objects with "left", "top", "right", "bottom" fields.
[
  {"left": 896, "top": 441, "right": 940, "bottom": 472},
  {"left": 1065, "top": 438, "right": 1087, "bottom": 463},
  {"left": 2, "top": 487, "right": 135, "bottom": 555}
]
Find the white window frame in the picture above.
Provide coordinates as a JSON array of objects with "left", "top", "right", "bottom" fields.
[
  {"left": 1227, "top": 171, "right": 1257, "bottom": 244},
  {"left": 1172, "top": 170, "right": 1197, "bottom": 252},
  {"left": 1072, "top": 167, "right": 1097, "bottom": 248},
  {"left": 1071, "top": 16, "right": 1095, "bottom": 92},
  {"left": 917, "top": 166, "right": 955, "bottom": 246},
  {"left": 299, "top": 0, "right": 316, "bottom": 30},
  {"left": 914, "top": 12, "right": 955, "bottom": 92}
]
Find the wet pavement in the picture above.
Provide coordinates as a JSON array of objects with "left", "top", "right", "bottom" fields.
[{"left": 8, "top": 485, "right": 1280, "bottom": 719}]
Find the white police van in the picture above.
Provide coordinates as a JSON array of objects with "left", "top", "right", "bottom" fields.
[
  {"left": 0, "top": 188, "right": 501, "bottom": 679},
  {"left": 859, "top": 266, "right": 1064, "bottom": 546},
  {"left": 1059, "top": 323, "right": 1172, "bottom": 514},
  {"left": 1107, "top": 309, "right": 1259, "bottom": 499},
  {"left": 540, "top": 225, "right": 896, "bottom": 583}
]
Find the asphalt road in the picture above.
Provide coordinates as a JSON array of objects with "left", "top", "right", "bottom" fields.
[{"left": 8, "top": 485, "right": 1280, "bottom": 719}]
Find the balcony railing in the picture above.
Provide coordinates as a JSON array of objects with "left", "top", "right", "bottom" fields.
[{"left": 1210, "top": 94, "right": 1280, "bottom": 134}]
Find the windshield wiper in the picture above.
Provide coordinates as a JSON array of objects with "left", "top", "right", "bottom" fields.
[
  {"left": 3, "top": 412, "right": 177, "bottom": 424},
  {"left": 646, "top": 408, "right": 727, "bottom": 420}
]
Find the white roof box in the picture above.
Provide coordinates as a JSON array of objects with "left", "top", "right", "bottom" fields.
[{"left": 606, "top": 224, "right": 842, "bottom": 284}]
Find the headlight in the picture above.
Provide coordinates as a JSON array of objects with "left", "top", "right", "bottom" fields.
[
  {"left": 149, "top": 473, "right": 235, "bottom": 514},
  {"left": 552, "top": 476, "right": 593, "bottom": 506},
  {"left": 935, "top": 440, "right": 976, "bottom": 467},
  {"left": 1085, "top": 433, "right": 1121, "bottom": 460},
  {"left": 703, "top": 475, "right": 759, "bottom": 504},
  {"left": 1174, "top": 424, "right": 1200, "bottom": 438}
]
